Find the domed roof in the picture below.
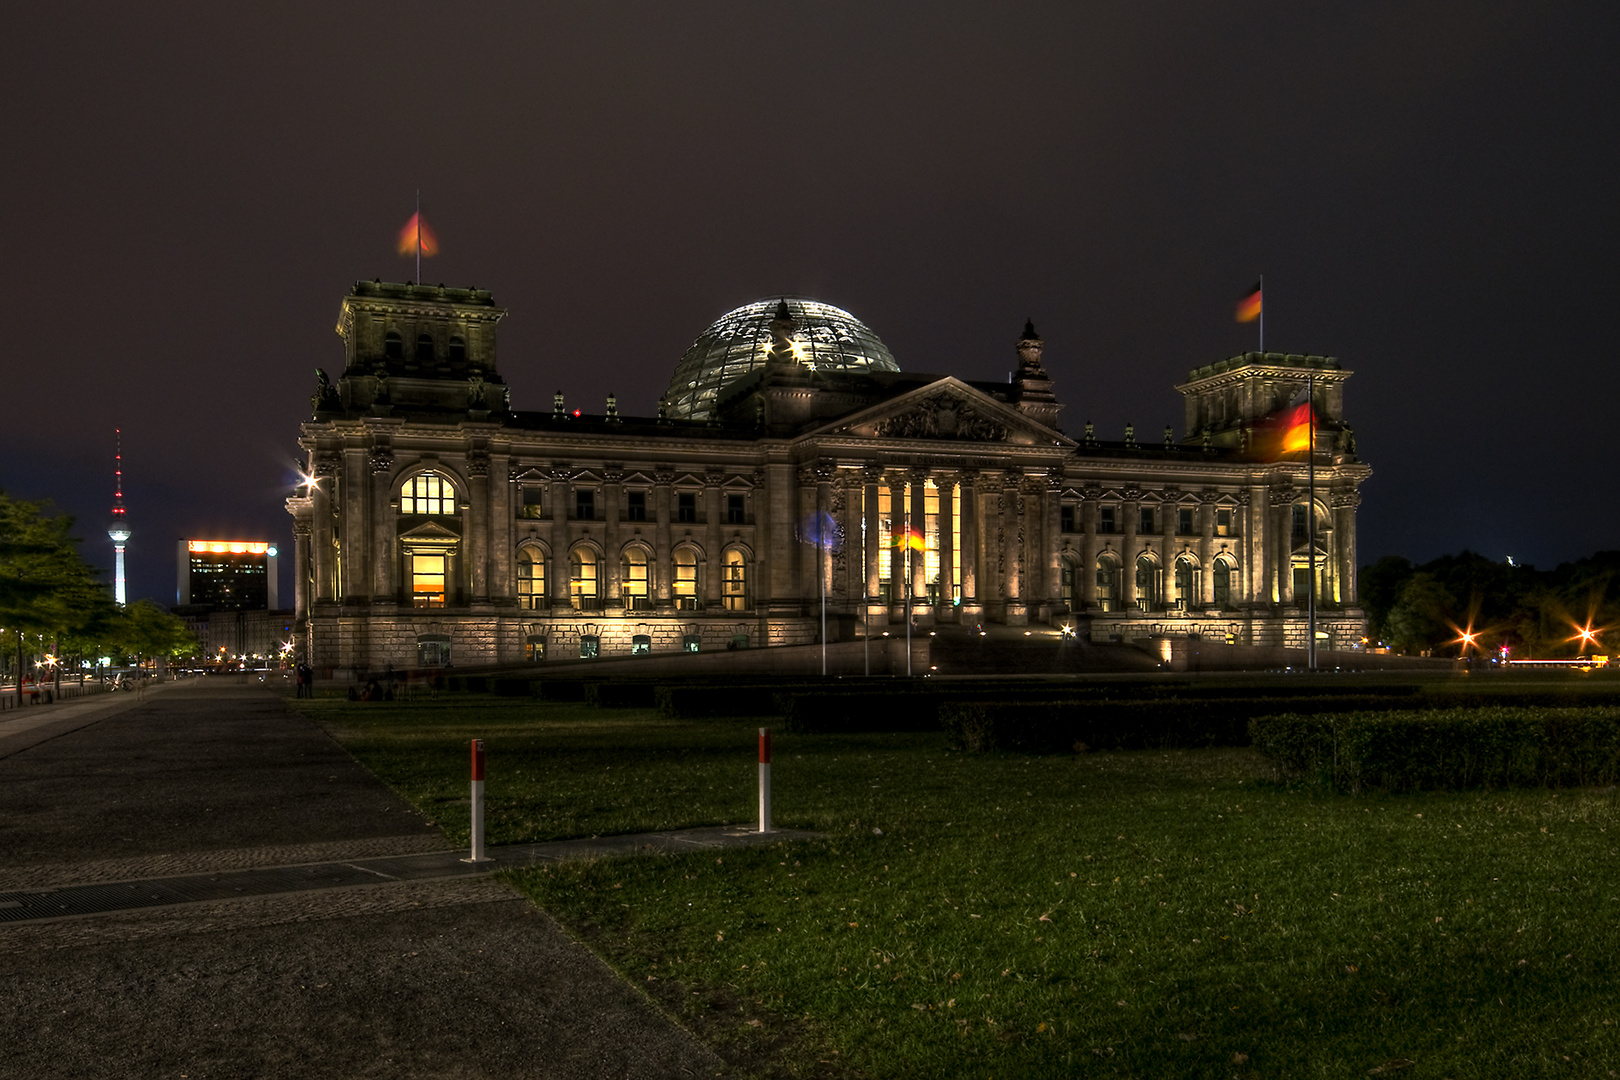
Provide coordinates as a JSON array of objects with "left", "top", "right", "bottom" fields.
[{"left": 663, "top": 296, "right": 900, "bottom": 420}]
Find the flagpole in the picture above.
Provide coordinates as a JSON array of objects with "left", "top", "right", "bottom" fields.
[
  {"left": 1307, "top": 370, "right": 1316, "bottom": 672},
  {"left": 415, "top": 189, "right": 421, "bottom": 283},
  {"left": 820, "top": 540, "right": 827, "bottom": 677},
  {"left": 1258, "top": 273, "right": 1265, "bottom": 354},
  {"left": 905, "top": 500, "right": 913, "bottom": 678}
]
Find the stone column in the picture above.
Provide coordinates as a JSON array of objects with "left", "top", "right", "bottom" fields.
[
  {"left": 311, "top": 455, "right": 337, "bottom": 602},
  {"left": 292, "top": 517, "right": 312, "bottom": 621},
  {"left": 466, "top": 450, "right": 490, "bottom": 604},
  {"left": 488, "top": 449, "right": 512, "bottom": 603},
  {"left": 909, "top": 468, "right": 928, "bottom": 613},
  {"left": 1275, "top": 487, "right": 1295, "bottom": 604},
  {"left": 937, "top": 474, "right": 955, "bottom": 618},
  {"left": 1001, "top": 472, "right": 1024, "bottom": 624},
  {"left": 1199, "top": 494, "right": 1216, "bottom": 606},
  {"left": 765, "top": 463, "right": 796, "bottom": 607},
  {"left": 654, "top": 468, "right": 674, "bottom": 610},
  {"left": 550, "top": 467, "right": 571, "bottom": 606},
  {"left": 1246, "top": 484, "right": 1267, "bottom": 606},
  {"left": 370, "top": 445, "right": 394, "bottom": 603},
  {"left": 862, "top": 466, "right": 882, "bottom": 623},
  {"left": 1337, "top": 492, "right": 1360, "bottom": 606},
  {"left": 1161, "top": 491, "right": 1178, "bottom": 609},
  {"left": 959, "top": 469, "right": 981, "bottom": 620},
  {"left": 1120, "top": 488, "right": 1140, "bottom": 609},
  {"left": 815, "top": 463, "right": 834, "bottom": 603},
  {"left": 603, "top": 468, "right": 623, "bottom": 611},
  {"left": 342, "top": 448, "right": 368, "bottom": 603},
  {"left": 1043, "top": 473, "right": 1062, "bottom": 614},
  {"left": 1080, "top": 490, "right": 1098, "bottom": 607},
  {"left": 798, "top": 465, "right": 820, "bottom": 604},
  {"left": 704, "top": 471, "right": 724, "bottom": 611}
]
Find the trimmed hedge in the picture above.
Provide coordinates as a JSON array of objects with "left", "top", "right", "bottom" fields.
[
  {"left": 940, "top": 694, "right": 1424, "bottom": 754},
  {"left": 1249, "top": 707, "right": 1620, "bottom": 792},
  {"left": 585, "top": 682, "right": 659, "bottom": 709},
  {"left": 655, "top": 685, "right": 783, "bottom": 719}
]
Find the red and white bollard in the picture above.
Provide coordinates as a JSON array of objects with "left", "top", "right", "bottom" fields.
[
  {"left": 463, "top": 738, "right": 492, "bottom": 863},
  {"left": 758, "top": 727, "right": 772, "bottom": 834}
]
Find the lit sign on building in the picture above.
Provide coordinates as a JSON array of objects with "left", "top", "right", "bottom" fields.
[
  {"left": 178, "top": 538, "right": 279, "bottom": 611},
  {"left": 188, "top": 540, "right": 271, "bottom": 555}
]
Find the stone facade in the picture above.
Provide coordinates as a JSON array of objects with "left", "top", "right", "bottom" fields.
[{"left": 289, "top": 283, "right": 1371, "bottom": 670}]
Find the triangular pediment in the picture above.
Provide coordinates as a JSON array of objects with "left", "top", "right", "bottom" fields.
[
  {"left": 399, "top": 519, "right": 462, "bottom": 542},
  {"left": 806, "top": 377, "right": 1073, "bottom": 448}
]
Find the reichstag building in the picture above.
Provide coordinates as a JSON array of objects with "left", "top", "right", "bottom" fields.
[{"left": 288, "top": 281, "right": 1370, "bottom": 669}]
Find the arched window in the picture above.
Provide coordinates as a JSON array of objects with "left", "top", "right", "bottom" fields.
[
  {"left": 416, "top": 333, "right": 435, "bottom": 364},
  {"left": 674, "top": 547, "right": 700, "bottom": 610},
  {"left": 1136, "top": 553, "right": 1159, "bottom": 609},
  {"left": 384, "top": 331, "right": 403, "bottom": 360},
  {"left": 1060, "top": 554, "right": 1079, "bottom": 610},
  {"left": 621, "top": 548, "right": 650, "bottom": 611},
  {"left": 1213, "top": 558, "right": 1234, "bottom": 608},
  {"left": 722, "top": 550, "right": 748, "bottom": 610},
  {"left": 448, "top": 336, "right": 466, "bottom": 363},
  {"left": 1095, "top": 554, "right": 1120, "bottom": 611},
  {"left": 517, "top": 548, "right": 545, "bottom": 610},
  {"left": 401, "top": 472, "right": 457, "bottom": 516},
  {"left": 570, "top": 548, "right": 599, "bottom": 611},
  {"left": 1174, "top": 555, "right": 1196, "bottom": 608}
]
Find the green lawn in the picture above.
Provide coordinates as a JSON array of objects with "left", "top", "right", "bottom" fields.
[{"left": 298, "top": 696, "right": 1620, "bottom": 1078}]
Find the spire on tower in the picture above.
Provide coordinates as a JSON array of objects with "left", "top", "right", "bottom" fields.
[{"left": 108, "top": 429, "right": 131, "bottom": 606}]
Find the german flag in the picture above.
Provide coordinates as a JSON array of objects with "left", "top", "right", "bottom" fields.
[
  {"left": 1235, "top": 281, "right": 1262, "bottom": 323},
  {"left": 1279, "top": 401, "right": 1313, "bottom": 455},
  {"left": 397, "top": 212, "right": 439, "bottom": 257},
  {"left": 890, "top": 526, "right": 926, "bottom": 551}
]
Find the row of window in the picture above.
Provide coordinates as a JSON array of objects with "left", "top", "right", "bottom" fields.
[
  {"left": 507, "top": 547, "right": 748, "bottom": 612},
  {"left": 520, "top": 489, "right": 750, "bottom": 523},
  {"left": 1059, "top": 505, "right": 1241, "bottom": 537},
  {"left": 384, "top": 331, "right": 466, "bottom": 364}
]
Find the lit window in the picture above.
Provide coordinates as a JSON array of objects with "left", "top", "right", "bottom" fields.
[
  {"left": 674, "top": 547, "right": 699, "bottom": 610},
  {"left": 1136, "top": 553, "right": 1158, "bottom": 608},
  {"left": 570, "top": 548, "right": 599, "bottom": 611},
  {"left": 622, "top": 548, "right": 650, "bottom": 610},
  {"left": 525, "top": 635, "right": 546, "bottom": 662},
  {"left": 411, "top": 553, "right": 446, "bottom": 608},
  {"left": 579, "top": 634, "right": 599, "bottom": 659},
  {"left": 517, "top": 549, "right": 545, "bottom": 609},
  {"left": 682, "top": 634, "right": 701, "bottom": 653},
  {"left": 1174, "top": 556, "right": 1196, "bottom": 605},
  {"left": 1216, "top": 508, "right": 1234, "bottom": 536},
  {"left": 520, "top": 488, "right": 544, "bottom": 519},
  {"left": 1096, "top": 555, "right": 1120, "bottom": 609},
  {"left": 631, "top": 634, "right": 652, "bottom": 656},
  {"left": 401, "top": 473, "right": 457, "bottom": 515},
  {"left": 722, "top": 550, "right": 747, "bottom": 611}
]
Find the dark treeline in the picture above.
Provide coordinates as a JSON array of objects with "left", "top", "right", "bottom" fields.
[
  {"left": 0, "top": 490, "right": 195, "bottom": 696},
  {"left": 1361, "top": 550, "right": 1620, "bottom": 658}
]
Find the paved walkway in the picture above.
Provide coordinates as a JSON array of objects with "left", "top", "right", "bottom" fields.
[{"left": 0, "top": 680, "right": 797, "bottom": 1079}]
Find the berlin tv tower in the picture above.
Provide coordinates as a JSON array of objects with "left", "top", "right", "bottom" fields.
[{"left": 108, "top": 429, "right": 130, "bottom": 606}]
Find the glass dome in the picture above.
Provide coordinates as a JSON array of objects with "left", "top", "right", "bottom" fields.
[{"left": 663, "top": 296, "right": 900, "bottom": 420}]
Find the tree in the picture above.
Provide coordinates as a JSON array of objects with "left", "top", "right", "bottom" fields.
[{"left": 0, "top": 491, "right": 106, "bottom": 702}]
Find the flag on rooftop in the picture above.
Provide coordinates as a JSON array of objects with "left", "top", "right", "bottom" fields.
[
  {"left": 1235, "top": 281, "right": 1262, "bottom": 323},
  {"left": 397, "top": 212, "right": 438, "bottom": 258}
]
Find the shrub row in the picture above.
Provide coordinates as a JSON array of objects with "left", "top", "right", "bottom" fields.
[
  {"left": 1249, "top": 707, "right": 1620, "bottom": 792},
  {"left": 939, "top": 694, "right": 1421, "bottom": 754}
]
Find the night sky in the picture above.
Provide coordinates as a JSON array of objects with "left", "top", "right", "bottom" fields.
[{"left": 6, "top": 3, "right": 1617, "bottom": 606}]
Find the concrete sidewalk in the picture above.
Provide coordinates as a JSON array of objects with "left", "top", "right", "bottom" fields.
[{"left": 0, "top": 681, "right": 779, "bottom": 1079}]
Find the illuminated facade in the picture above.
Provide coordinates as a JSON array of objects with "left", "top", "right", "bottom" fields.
[
  {"left": 177, "top": 540, "right": 279, "bottom": 611},
  {"left": 289, "top": 281, "right": 1370, "bottom": 670}
]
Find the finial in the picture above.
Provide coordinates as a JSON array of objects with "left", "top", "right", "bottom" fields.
[
  {"left": 1022, "top": 318, "right": 1038, "bottom": 340},
  {"left": 1164, "top": 425, "right": 1174, "bottom": 448},
  {"left": 1124, "top": 422, "right": 1135, "bottom": 448},
  {"left": 553, "top": 390, "right": 565, "bottom": 418},
  {"left": 775, "top": 298, "right": 791, "bottom": 321}
]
